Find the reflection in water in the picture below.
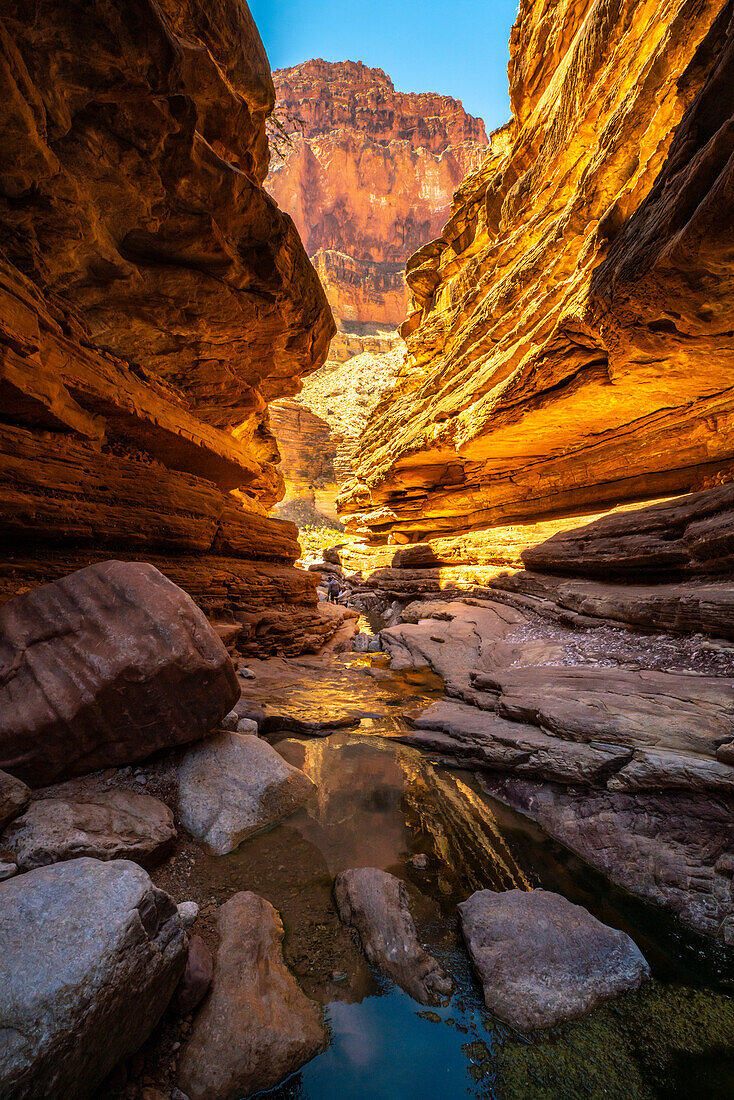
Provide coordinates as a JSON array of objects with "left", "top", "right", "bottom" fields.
[{"left": 200, "top": 656, "right": 734, "bottom": 1099}]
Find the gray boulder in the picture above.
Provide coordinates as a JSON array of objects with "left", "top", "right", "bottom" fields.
[
  {"left": 3, "top": 790, "right": 176, "bottom": 871},
  {"left": 458, "top": 889, "right": 650, "bottom": 1030},
  {"left": 0, "top": 857, "right": 187, "bottom": 1100},
  {"left": 177, "top": 732, "right": 315, "bottom": 855},
  {"left": 0, "top": 769, "right": 30, "bottom": 830},
  {"left": 334, "top": 867, "right": 452, "bottom": 1006}
]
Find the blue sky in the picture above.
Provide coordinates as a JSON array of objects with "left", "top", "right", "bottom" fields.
[{"left": 248, "top": 0, "right": 519, "bottom": 133}]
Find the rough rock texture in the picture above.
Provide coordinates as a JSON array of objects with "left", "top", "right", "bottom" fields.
[
  {"left": 268, "top": 61, "right": 487, "bottom": 501},
  {"left": 269, "top": 60, "right": 487, "bottom": 328},
  {"left": 0, "top": 0, "right": 337, "bottom": 653},
  {"left": 340, "top": 1, "right": 734, "bottom": 539},
  {"left": 334, "top": 867, "right": 452, "bottom": 1005},
  {"left": 458, "top": 889, "right": 650, "bottom": 1030},
  {"left": 269, "top": 398, "right": 341, "bottom": 521},
  {"left": 3, "top": 790, "right": 176, "bottom": 871},
  {"left": 480, "top": 778, "right": 734, "bottom": 944},
  {"left": 0, "top": 858, "right": 187, "bottom": 1100},
  {"left": 177, "top": 732, "right": 315, "bottom": 855},
  {"left": 386, "top": 585, "right": 734, "bottom": 936},
  {"left": 522, "top": 484, "right": 734, "bottom": 579},
  {"left": 0, "top": 770, "right": 29, "bottom": 830},
  {"left": 177, "top": 891, "right": 325, "bottom": 1100},
  {"left": 0, "top": 561, "right": 239, "bottom": 786},
  {"left": 175, "top": 935, "right": 214, "bottom": 1016}
]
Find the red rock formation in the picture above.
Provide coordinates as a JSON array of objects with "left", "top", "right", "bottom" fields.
[
  {"left": 339, "top": 0, "right": 734, "bottom": 541},
  {"left": 0, "top": 0, "right": 337, "bottom": 652},
  {"left": 268, "top": 60, "right": 488, "bottom": 327},
  {"left": 0, "top": 562, "right": 239, "bottom": 787},
  {"left": 269, "top": 399, "right": 340, "bottom": 522}
]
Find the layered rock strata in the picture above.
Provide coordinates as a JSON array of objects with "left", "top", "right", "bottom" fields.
[
  {"left": 268, "top": 60, "right": 487, "bottom": 505},
  {"left": 339, "top": 0, "right": 734, "bottom": 540},
  {"left": 0, "top": 0, "right": 336, "bottom": 652},
  {"left": 268, "top": 60, "right": 488, "bottom": 328},
  {"left": 269, "top": 399, "right": 341, "bottom": 523},
  {"left": 386, "top": 491, "right": 734, "bottom": 939}
]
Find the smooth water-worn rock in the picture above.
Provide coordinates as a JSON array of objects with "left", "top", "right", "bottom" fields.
[
  {"left": 481, "top": 777, "right": 734, "bottom": 943},
  {"left": 334, "top": 867, "right": 452, "bottom": 1006},
  {"left": 0, "top": 561, "right": 239, "bottom": 786},
  {"left": 0, "top": 770, "right": 30, "bottom": 830},
  {"left": 177, "top": 892, "right": 325, "bottom": 1100},
  {"left": 175, "top": 935, "right": 214, "bottom": 1016},
  {"left": 401, "top": 699, "right": 629, "bottom": 785},
  {"left": 459, "top": 889, "right": 650, "bottom": 1031},
  {"left": 0, "top": 858, "right": 187, "bottom": 1100},
  {"left": 177, "top": 732, "right": 315, "bottom": 855},
  {"left": 2, "top": 790, "right": 176, "bottom": 871}
]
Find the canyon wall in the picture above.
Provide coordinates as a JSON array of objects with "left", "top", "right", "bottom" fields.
[
  {"left": 268, "top": 59, "right": 488, "bottom": 328},
  {"left": 339, "top": 0, "right": 734, "bottom": 541},
  {"left": 267, "top": 59, "right": 488, "bottom": 514},
  {"left": 0, "top": 0, "right": 337, "bottom": 654}
]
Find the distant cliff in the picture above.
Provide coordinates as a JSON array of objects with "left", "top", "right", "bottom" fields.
[{"left": 268, "top": 59, "right": 488, "bottom": 328}]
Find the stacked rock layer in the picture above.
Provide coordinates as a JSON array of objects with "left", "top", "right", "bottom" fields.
[
  {"left": 339, "top": 0, "right": 734, "bottom": 540},
  {"left": 268, "top": 59, "right": 488, "bottom": 328},
  {"left": 0, "top": 0, "right": 337, "bottom": 654}
]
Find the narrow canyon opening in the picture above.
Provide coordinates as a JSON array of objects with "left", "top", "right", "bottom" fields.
[{"left": 0, "top": 3, "right": 733, "bottom": 1100}]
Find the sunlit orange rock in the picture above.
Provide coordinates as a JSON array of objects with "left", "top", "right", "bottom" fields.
[
  {"left": 0, "top": 0, "right": 337, "bottom": 653},
  {"left": 339, "top": 0, "right": 734, "bottom": 540}
]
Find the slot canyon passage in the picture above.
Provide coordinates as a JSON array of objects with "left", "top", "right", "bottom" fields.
[{"left": 1, "top": 0, "right": 734, "bottom": 1097}]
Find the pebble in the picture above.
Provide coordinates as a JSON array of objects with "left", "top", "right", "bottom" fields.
[{"left": 135, "top": 774, "right": 147, "bottom": 785}]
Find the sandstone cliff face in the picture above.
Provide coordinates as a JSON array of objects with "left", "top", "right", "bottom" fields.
[
  {"left": 267, "top": 60, "right": 487, "bottom": 514},
  {"left": 0, "top": 0, "right": 337, "bottom": 654},
  {"left": 339, "top": 1, "right": 734, "bottom": 540},
  {"left": 268, "top": 60, "right": 488, "bottom": 327}
]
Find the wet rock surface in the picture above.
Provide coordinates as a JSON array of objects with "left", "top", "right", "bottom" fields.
[
  {"left": 0, "top": 561, "right": 239, "bottom": 786},
  {"left": 2, "top": 790, "right": 176, "bottom": 871},
  {"left": 334, "top": 867, "right": 452, "bottom": 1006},
  {"left": 177, "top": 733, "right": 315, "bottom": 855},
  {"left": 0, "top": 857, "right": 187, "bottom": 1100},
  {"left": 177, "top": 891, "right": 325, "bottom": 1100},
  {"left": 481, "top": 777, "right": 734, "bottom": 944},
  {"left": 459, "top": 889, "right": 650, "bottom": 1031}
]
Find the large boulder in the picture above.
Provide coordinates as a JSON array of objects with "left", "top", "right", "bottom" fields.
[
  {"left": 334, "top": 867, "right": 452, "bottom": 1006},
  {"left": 177, "top": 732, "right": 315, "bottom": 855},
  {"left": 2, "top": 791, "right": 176, "bottom": 871},
  {"left": 0, "top": 770, "right": 30, "bottom": 830},
  {"left": 458, "top": 889, "right": 650, "bottom": 1030},
  {"left": 391, "top": 543, "right": 440, "bottom": 569},
  {"left": 0, "top": 561, "right": 239, "bottom": 787},
  {"left": 177, "top": 892, "right": 325, "bottom": 1100},
  {"left": 0, "top": 857, "right": 187, "bottom": 1100}
]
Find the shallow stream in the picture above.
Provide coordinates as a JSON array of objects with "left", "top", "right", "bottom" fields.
[{"left": 163, "top": 653, "right": 734, "bottom": 1100}]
